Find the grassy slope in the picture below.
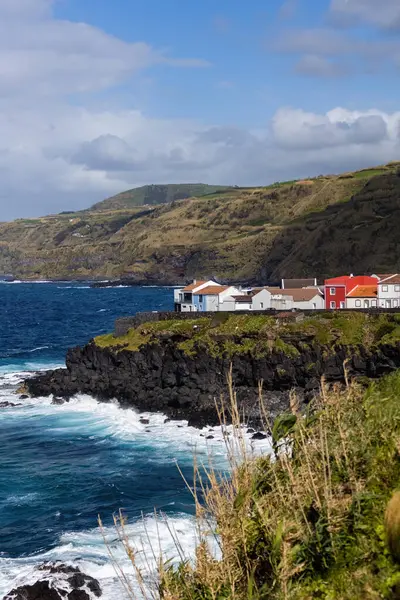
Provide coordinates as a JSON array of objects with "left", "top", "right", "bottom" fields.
[
  {"left": 91, "top": 183, "right": 231, "bottom": 211},
  {"left": 0, "top": 163, "right": 399, "bottom": 281},
  {"left": 161, "top": 371, "right": 400, "bottom": 599}
]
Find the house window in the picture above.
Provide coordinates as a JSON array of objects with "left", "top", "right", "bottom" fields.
[
  {"left": 330, "top": 301, "right": 336, "bottom": 309},
  {"left": 198, "top": 295, "right": 203, "bottom": 302},
  {"left": 340, "top": 301, "right": 345, "bottom": 309},
  {"left": 330, "top": 288, "right": 336, "bottom": 295},
  {"left": 355, "top": 300, "right": 361, "bottom": 307},
  {"left": 260, "top": 302, "right": 264, "bottom": 309},
  {"left": 395, "top": 286, "right": 400, "bottom": 292},
  {"left": 382, "top": 285, "right": 388, "bottom": 292}
]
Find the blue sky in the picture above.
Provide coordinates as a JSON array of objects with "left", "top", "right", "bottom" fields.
[{"left": 0, "top": 0, "right": 399, "bottom": 218}]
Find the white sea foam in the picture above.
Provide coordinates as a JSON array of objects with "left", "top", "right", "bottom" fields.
[
  {"left": 0, "top": 370, "right": 271, "bottom": 599},
  {"left": 0, "top": 514, "right": 206, "bottom": 600}
]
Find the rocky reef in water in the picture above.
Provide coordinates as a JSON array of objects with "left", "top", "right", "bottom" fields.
[
  {"left": 3, "top": 563, "right": 101, "bottom": 600},
  {"left": 24, "top": 313, "right": 400, "bottom": 428}
]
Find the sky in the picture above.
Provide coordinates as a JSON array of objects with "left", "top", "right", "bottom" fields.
[{"left": 0, "top": 0, "right": 400, "bottom": 219}]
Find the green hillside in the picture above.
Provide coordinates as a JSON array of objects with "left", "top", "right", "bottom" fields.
[
  {"left": 91, "top": 183, "right": 231, "bottom": 211},
  {"left": 0, "top": 163, "right": 399, "bottom": 282}
]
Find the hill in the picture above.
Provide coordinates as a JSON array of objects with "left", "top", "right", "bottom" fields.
[
  {"left": 0, "top": 163, "right": 399, "bottom": 282},
  {"left": 90, "top": 183, "right": 231, "bottom": 211}
]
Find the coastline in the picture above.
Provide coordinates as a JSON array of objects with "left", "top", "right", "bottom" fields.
[{"left": 24, "top": 311, "right": 400, "bottom": 428}]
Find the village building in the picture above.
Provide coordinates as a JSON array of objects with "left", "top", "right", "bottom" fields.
[
  {"left": 286, "top": 288, "right": 324, "bottom": 310},
  {"left": 281, "top": 278, "right": 318, "bottom": 289},
  {"left": 174, "top": 280, "right": 219, "bottom": 312},
  {"left": 376, "top": 274, "right": 400, "bottom": 308},
  {"left": 324, "top": 275, "right": 378, "bottom": 310},
  {"left": 231, "top": 295, "right": 253, "bottom": 311},
  {"left": 252, "top": 287, "right": 324, "bottom": 311},
  {"left": 346, "top": 285, "right": 378, "bottom": 308},
  {"left": 193, "top": 285, "right": 241, "bottom": 312}
]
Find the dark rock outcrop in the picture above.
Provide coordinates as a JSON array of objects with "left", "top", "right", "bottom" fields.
[
  {"left": 3, "top": 563, "right": 101, "bottom": 600},
  {"left": 24, "top": 337, "right": 400, "bottom": 428}
]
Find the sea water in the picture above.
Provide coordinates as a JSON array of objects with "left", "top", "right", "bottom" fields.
[{"left": 0, "top": 283, "right": 270, "bottom": 598}]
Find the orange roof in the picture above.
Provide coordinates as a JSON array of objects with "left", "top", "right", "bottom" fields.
[
  {"left": 182, "top": 280, "right": 207, "bottom": 292},
  {"left": 193, "top": 285, "right": 228, "bottom": 295},
  {"left": 347, "top": 285, "right": 377, "bottom": 298}
]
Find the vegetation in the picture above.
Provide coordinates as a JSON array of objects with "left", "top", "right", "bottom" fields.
[
  {"left": 95, "top": 312, "right": 400, "bottom": 359},
  {"left": 91, "top": 184, "right": 231, "bottom": 211},
  {"left": 0, "top": 163, "right": 399, "bottom": 281},
  {"left": 156, "top": 371, "right": 400, "bottom": 599}
]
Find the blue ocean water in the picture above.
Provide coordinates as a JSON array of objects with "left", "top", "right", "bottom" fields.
[{"left": 0, "top": 283, "right": 228, "bottom": 598}]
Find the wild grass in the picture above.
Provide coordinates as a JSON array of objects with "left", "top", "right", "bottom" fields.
[{"left": 106, "top": 367, "right": 400, "bottom": 599}]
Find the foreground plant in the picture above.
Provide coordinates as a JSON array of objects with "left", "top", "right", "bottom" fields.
[
  {"left": 160, "top": 369, "right": 400, "bottom": 600},
  {"left": 108, "top": 368, "right": 400, "bottom": 599}
]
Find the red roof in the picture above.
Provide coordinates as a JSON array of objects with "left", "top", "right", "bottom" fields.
[{"left": 325, "top": 275, "right": 377, "bottom": 294}]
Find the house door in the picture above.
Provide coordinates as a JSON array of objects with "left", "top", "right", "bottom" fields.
[
  {"left": 386, "top": 300, "right": 392, "bottom": 308},
  {"left": 364, "top": 300, "right": 369, "bottom": 308}
]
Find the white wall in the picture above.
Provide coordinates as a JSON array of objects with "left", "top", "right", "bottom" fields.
[
  {"left": 204, "top": 295, "right": 219, "bottom": 312},
  {"left": 293, "top": 295, "right": 324, "bottom": 310},
  {"left": 219, "top": 297, "right": 236, "bottom": 311},
  {"left": 235, "top": 301, "right": 252, "bottom": 311},
  {"left": 347, "top": 297, "right": 378, "bottom": 309},
  {"left": 252, "top": 289, "right": 272, "bottom": 310},
  {"left": 270, "top": 295, "right": 294, "bottom": 310},
  {"left": 378, "top": 283, "right": 400, "bottom": 308}
]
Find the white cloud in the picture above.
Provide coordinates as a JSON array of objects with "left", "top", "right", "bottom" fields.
[
  {"left": 271, "top": 107, "right": 393, "bottom": 149},
  {"left": 330, "top": 0, "right": 400, "bottom": 29},
  {"left": 0, "top": 2, "right": 399, "bottom": 220}
]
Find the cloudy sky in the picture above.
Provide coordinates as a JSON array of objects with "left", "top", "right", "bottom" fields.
[{"left": 0, "top": 0, "right": 400, "bottom": 219}]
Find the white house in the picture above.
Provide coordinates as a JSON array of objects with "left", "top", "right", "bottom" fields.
[
  {"left": 346, "top": 285, "right": 378, "bottom": 308},
  {"left": 193, "top": 285, "right": 242, "bottom": 312},
  {"left": 174, "top": 280, "right": 218, "bottom": 312},
  {"left": 231, "top": 295, "right": 253, "bottom": 311},
  {"left": 252, "top": 288, "right": 273, "bottom": 310},
  {"left": 287, "top": 288, "right": 324, "bottom": 310},
  {"left": 376, "top": 275, "right": 400, "bottom": 308}
]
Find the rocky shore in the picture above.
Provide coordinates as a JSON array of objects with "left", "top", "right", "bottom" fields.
[
  {"left": 3, "top": 563, "right": 101, "bottom": 600},
  {"left": 24, "top": 324, "right": 400, "bottom": 427}
]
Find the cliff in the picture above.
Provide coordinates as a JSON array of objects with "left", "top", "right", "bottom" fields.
[
  {"left": 1, "top": 164, "right": 400, "bottom": 282},
  {"left": 25, "top": 312, "right": 400, "bottom": 427}
]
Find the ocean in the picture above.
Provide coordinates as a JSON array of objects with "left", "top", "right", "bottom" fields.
[{"left": 0, "top": 283, "right": 269, "bottom": 598}]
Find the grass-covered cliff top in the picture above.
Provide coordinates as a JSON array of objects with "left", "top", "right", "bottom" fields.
[{"left": 95, "top": 311, "right": 400, "bottom": 358}]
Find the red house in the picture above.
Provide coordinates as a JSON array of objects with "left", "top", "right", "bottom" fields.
[{"left": 324, "top": 275, "right": 378, "bottom": 309}]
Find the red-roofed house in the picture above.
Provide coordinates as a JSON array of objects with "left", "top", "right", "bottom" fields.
[
  {"left": 193, "top": 285, "right": 242, "bottom": 311},
  {"left": 174, "top": 280, "right": 219, "bottom": 312},
  {"left": 324, "top": 275, "right": 378, "bottom": 310}
]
